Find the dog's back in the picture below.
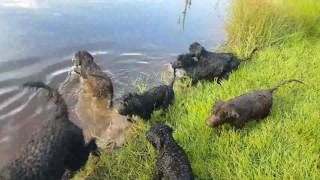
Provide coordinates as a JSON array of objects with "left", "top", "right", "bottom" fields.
[
  {"left": 228, "top": 90, "right": 273, "bottom": 123},
  {"left": 159, "top": 140, "right": 194, "bottom": 180},
  {"left": 187, "top": 43, "right": 240, "bottom": 83},
  {"left": 0, "top": 117, "right": 81, "bottom": 180},
  {"left": 0, "top": 82, "right": 93, "bottom": 180},
  {"left": 144, "top": 84, "right": 174, "bottom": 107},
  {"left": 146, "top": 124, "right": 194, "bottom": 180}
]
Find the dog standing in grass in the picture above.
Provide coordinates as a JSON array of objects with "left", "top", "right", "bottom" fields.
[
  {"left": 171, "top": 42, "right": 241, "bottom": 84},
  {"left": 117, "top": 67, "right": 177, "bottom": 120},
  {"left": 206, "top": 79, "right": 303, "bottom": 129},
  {"left": 146, "top": 123, "right": 194, "bottom": 180}
]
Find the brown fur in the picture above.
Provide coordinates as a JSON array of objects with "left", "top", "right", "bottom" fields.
[
  {"left": 76, "top": 76, "right": 132, "bottom": 147},
  {"left": 207, "top": 80, "right": 303, "bottom": 129},
  {"left": 60, "top": 50, "right": 131, "bottom": 147},
  {"left": 72, "top": 51, "right": 114, "bottom": 108}
]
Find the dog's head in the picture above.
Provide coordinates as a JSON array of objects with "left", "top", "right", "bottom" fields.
[
  {"left": 72, "top": 51, "right": 101, "bottom": 78},
  {"left": 206, "top": 99, "right": 240, "bottom": 128},
  {"left": 146, "top": 123, "right": 174, "bottom": 150},
  {"left": 189, "top": 42, "right": 205, "bottom": 58},
  {"left": 117, "top": 93, "right": 141, "bottom": 116},
  {"left": 171, "top": 53, "right": 198, "bottom": 69}
]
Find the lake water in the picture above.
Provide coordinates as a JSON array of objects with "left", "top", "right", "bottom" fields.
[{"left": 0, "top": 0, "right": 230, "bottom": 167}]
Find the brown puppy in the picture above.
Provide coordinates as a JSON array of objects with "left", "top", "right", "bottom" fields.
[
  {"left": 207, "top": 79, "right": 303, "bottom": 129},
  {"left": 61, "top": 51, "right": 131, "bottom": 147},
  {"left": 76, "top": 75, "right": 132, "bottom": 147},
  {"left": 72, "top": 51, "right": 114, "bottom": 107}
]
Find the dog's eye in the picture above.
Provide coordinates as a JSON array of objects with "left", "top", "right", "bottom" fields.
[{"left": 221, "top": 111, "right": 229, "bottom": 119}]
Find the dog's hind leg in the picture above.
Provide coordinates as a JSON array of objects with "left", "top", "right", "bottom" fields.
[{"left": 217, "top": 71, "right": 230, "bottom": 84}]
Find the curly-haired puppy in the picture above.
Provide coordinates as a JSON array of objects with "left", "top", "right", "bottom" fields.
[
  {"left": 60, "top": 51, "right": 132, "bottom": 147},
  {"left": 207, "top": 79, "right": 303, "bottom": 129},
  {"left": 0, "top": 82, "right": 98, "bottom": 180},
  {"left": 146, "top": 123, "right": 194, "bottom": 180},
  {"left": 72, "top": 50, "right": 114, "bottom": 107},
  {"left": 171, "top": 42, "right": 241, "bottom": 84},
  {"left": 117, "top": 68, "right": 177, "bottom": 120}
]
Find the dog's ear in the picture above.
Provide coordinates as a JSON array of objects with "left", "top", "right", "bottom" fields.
[
  {"left": 132, "top": 97, "right": 142, "bottom": 108},
  {"left": 168, "top": 126, "right": 174, "bottom": 134},
  {"left": 153, "top": 135, "right": 164, "bottom": 149},
  {"left": 212, "top": 99, "right": 224, "bottom": 112},
  {"left": 226, "top": 104, "right": 239, "bottom": 119},
  {"left": 80, "top": 66, "right": 88, "bottom": 78},
  {"left": 163, "top": 125, "right": 174, "bottom": 135},
  {"left": 189, "top": 42, "right": 204, "bottom": 57},
  {"left": 215, "top": 99, "right": 224, "bottom": 107}
]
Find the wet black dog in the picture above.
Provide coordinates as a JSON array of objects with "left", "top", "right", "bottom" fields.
[
  {"left": 0, "top": 82, "right": 98, "bottom": 180},
  {"left": 117, "top": 68, "right": 177, "bottom": 120},
  {"left": 172, "top": 42, "right": 241, "bottom": 84},
  {"left": 207, "top": 79, "right": 303, "bottom": 129},
  {"left": 146, "top": 123, "right": 194, "bottom": 180}
]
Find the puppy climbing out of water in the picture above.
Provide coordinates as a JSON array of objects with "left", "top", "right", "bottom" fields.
[
  {"left": 0, "top": 82, "right": 98, "bottom": 180},
  {"left": 206, "top": 79, "right": 303, "bottom": 129},
  {"left": 146, "top": 123, "right": 194, "bottom": 180},
  {"left": 72, "top": 50, "right": 114, "bottom": 107},
  {"left": 62, "top": 50, "right": 132, "bottom": 147},
  {"left": 117, "top": 68, "right": 177, "bottom": 120}
]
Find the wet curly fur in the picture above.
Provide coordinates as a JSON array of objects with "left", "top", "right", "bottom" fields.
[
  {"left": 172, "top": 42, "right": 240, "bottom": 84},
  {"left": 146, "top": 123, "right": 194, "bottom": 180},
  {"left": 72, "top": 50, "right": 114, "bottom": 107},
  {"left": 117, "top": 69, "right": 177, "bottom": 120},
  {"left": 0, "top": 82, "right": 98, "bottom": 180},
  {"left": 206, "top": 80, "right": 303, "bottom": 129}
]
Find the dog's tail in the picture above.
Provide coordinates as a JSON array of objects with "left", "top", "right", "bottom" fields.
[
  {"left": 241, "top": 47, "right": 259, "bottom": 62},
  {"left": 23, "top": 81, "right": 68, "bottom": 114},
  {"left": 169, "top": 66, "right": 177, "bottom": 88},
  {"left": 269, "top": 79, "right": 304, "bottom": 93},
  {"left": 241, "top": 39, "right": 284, "bottom": 62}
]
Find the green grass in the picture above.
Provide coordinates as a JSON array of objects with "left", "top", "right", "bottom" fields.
[
  {"left": 74, "top": 0, "right": 320, "bottom": 179},
  {"left": 225, "top": 0, "right": 320, "bottom": 58}
]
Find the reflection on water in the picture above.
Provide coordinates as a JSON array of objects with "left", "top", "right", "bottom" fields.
[{"left": 0, "top": 0, "right": 230, "bottom": 168}]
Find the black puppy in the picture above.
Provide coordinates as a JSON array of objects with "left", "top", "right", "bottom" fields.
[
  {"left": 172, "top": 42, "right": 241, "bottom": 84},
  {"left": 117, "top": 68, "right": 177, "bottom": 120},
  {"left": 0, "top": 82, "right": 98, "bottom": 180},
  {"left": 146, "top": 123, "right": 194, "bottom": 180}
]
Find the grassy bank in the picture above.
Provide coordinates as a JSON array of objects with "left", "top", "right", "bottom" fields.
[{"left": 75, "top": 0, "right": 320, "bottom": 179}]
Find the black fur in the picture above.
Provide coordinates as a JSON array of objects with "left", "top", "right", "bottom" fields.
[
  {"left": 146, "top": 123, "right": 194, "bottom": 180},
  {"left": 117, "top": 69, "right": 176, "bottom": 120},
  {"left": 0, "top": 82, "right": 97, "bottom": 180},
  {"left": 172, "top": 42, "right": 241, "bottom": 84}
]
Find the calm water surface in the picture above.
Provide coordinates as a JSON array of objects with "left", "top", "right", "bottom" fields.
[{"left": 0, "top": 0, "right": 230, "bottom": 167}]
